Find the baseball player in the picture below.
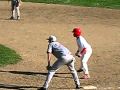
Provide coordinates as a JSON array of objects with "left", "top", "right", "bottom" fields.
[
  {"left": 72, "top": 27, "right": 92, "bottom": 79},
  {"left": 10, "top": 0, "right": 21, "bottom": 20},
  {"left": 38, "top": 35, "right": 80, "bottom": 90}
]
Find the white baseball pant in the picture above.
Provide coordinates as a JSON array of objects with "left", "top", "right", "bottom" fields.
[{"left": 80, "top": 47, "right": 92, "bottom": 74}]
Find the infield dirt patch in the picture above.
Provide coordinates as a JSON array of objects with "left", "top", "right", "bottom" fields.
[{"left": 0, "top": 1, "right": 120, "bottom": 90}]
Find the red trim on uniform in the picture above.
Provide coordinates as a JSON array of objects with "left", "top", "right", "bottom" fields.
[{"left": 80, "top": 48, "right": 86, "bottom": 55}]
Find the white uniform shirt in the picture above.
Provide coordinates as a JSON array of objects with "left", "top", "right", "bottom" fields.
[
  {"left": 47, "top": 42, "right": 71, "bottom": 58},
  {"left": 76, "top": 36, "right": 91, "bottom": 52}
]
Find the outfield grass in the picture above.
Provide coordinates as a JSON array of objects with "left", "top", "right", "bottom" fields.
[
  {"left": 0, "top": 44, "right": 22, "bottom": 67},
  {"left": 23, "top": 0, "right": 120, "bottom": 9}
]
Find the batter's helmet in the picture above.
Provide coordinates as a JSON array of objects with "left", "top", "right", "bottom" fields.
[
  {"left": 72, "top": 27, "right": 81, "bottom": 37},
  {"left": 47, "top": 35, "right": 57, "bottom": 42}
]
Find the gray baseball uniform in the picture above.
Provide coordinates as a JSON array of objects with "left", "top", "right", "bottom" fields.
[{"left": 43, "top": 41, "right": 80, "bottom": 88}]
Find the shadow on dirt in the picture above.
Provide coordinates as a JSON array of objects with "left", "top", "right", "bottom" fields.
[
  {"left": 0, "top": 70, "right": 47, "bottom": 75},
  {"left": 0, "top": 70, "right": 70, "bottom": 75},
  {"left": 0, "top": 70, "right": 74, "bottom": 89},
  {"left": 0, "top": 17, "right": 22, "bottom": 21},
  {"left": 0, "top": 70, "right": 72, "bottom": 78},
  {"left": 0, "top": 83, "right": 40, "bottom": 90}
]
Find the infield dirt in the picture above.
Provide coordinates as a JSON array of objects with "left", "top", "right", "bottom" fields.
[{"left": 0, "top": 1, "right": 120, "bottom": 90}]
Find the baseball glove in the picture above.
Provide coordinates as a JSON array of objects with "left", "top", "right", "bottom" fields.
[{"left": 46, "top": 65, "right": 52, "bottom": 70}]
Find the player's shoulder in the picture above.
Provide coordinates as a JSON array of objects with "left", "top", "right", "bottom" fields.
[
  {"left": 80, "top": 36, "right": 86, "bottom": 40},
  {"left": 49, "top": 41, "right": 59, "bottom": 45}
]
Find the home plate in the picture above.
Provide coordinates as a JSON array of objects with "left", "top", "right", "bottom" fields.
[{"left": 81, "top": 85, "right": 97, "bottom": 89}]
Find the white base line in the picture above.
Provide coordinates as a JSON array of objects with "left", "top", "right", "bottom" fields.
[
  {"left": 81, "top": 85, "right": 97, "bottom": 89},
  {"left": 80, "top": 86, "right": 120, "bottom": 90}
]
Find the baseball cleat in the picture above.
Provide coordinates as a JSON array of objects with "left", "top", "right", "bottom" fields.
[
  {"left": 76, "top": 85, "right": 80, "bottom": 89},
  {"left": 77, "top": 68, "right": 83, "bottom": 72},
  {"left": 10, "top": 16, "right": 15, "bottom": 20},
  {"left": 17, "top": 16, "right": 20, "bottom": 20},
  {"left": 38, "top": 87, "right": 47, "bottom": 90},
  {"left": 82, "top": 74, "right": 90, "bottom": 79}
]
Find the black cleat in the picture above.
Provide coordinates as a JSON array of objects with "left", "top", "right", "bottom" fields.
[
  {"left": 77, "top": 69, "right": 83, "bottom": 72},
  {"left": 10, "top": 16, "right": 15, "bottom": 20},
  {"left": 76, "top": 85, "right": 80, "bottom": 89},
  {"left": 38, "top": 87, "right": 47, "bottom": 90},
  {"left": 17, "top": 16, "right": 20, "bottom": 20}
]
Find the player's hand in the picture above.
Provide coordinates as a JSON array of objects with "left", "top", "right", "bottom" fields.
[
  {"left": 75, "top": 52, "right": 82, "bottom": 57},
  {"left": 75, "top": 52, "right": 80, "bottom": 57},
  {"left": 76, "top": 54, "right": 80, "bottom": 57}
]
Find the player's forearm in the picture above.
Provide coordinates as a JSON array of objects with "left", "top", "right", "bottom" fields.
[{"left": 47, "top": 53, "right": 51, "bottom": 66}]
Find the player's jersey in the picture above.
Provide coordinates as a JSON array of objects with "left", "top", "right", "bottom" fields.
[
  {"left": 47, "top": 42, "right": 71, "bottom": 58},
  {"left": 11, "top": 0, "right": 19, "bottom": 4},
  {"left": 76, "top": 36, "right": 91, "bottom": 52}
]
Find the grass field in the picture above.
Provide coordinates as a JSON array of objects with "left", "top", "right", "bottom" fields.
[
  {"left": 23, "top": 0, "right": 120, "bottom": 9},
  {"left": 0, "top": 44, "right": 22, "bottom": 67}
]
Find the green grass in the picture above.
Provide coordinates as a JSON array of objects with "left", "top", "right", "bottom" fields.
[
  {"left": 23, "top": 0, "right": 120, "bottom": 9},
  {"left": 0, "top": 44, "right": 22, "bottom": 67}
]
